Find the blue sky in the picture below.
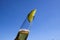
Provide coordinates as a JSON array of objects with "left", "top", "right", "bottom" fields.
[{"left": 0, "top": 0, "right": 60, "bottom": 40}]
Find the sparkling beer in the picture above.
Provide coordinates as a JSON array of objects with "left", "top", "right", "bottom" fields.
[{"left": 15, "top": 29, "right": 29, "bottom": 40}]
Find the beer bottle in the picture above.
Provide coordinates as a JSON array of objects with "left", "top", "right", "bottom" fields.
[{"left": 15, "top": 9, "right": 36, "bottom": 40}]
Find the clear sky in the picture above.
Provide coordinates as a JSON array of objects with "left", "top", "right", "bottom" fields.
[{"left": 0, "top": 0, "right": 60, "bottom": 40}]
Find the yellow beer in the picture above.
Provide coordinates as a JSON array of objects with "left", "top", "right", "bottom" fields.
[{"left": 15, "top": 29, "right": 29, "bottom": 40}]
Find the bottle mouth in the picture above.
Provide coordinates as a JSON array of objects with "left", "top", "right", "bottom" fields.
[{"left": 27, "top": 9, "right": 36, "bottom": 22}]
